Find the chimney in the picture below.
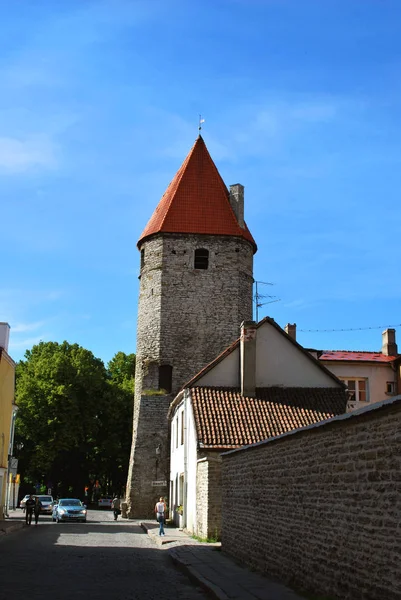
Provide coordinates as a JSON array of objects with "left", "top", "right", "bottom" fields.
[
  {"left": 382, "top": 328, "right": 397, "bottom": 356},
  {"left": 229, "top": 184, "right": 245, "bottom": 229},
  {"left": 0, "top": 322, "right": 10, "bottom": 352},
  {"left": 240, "top": 321, "right": 257, "bottom": 397},
  {"left": 285, "top": 323, "right": 297, "bottom": 341}
]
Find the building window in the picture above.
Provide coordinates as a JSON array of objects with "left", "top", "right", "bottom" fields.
[
  {"left": 194, "top": 248, "right": 209, "bottom": 270},
  {"left": 171, "top": 423, "right": 175, "bottom": 453},
  {"left": 176, "top": 417, "right": 179, "bottom": 448},
  {"left": 181, "top": 411, "right": 184, "bottom": 445},
  {"left": 140, "top": 249, "right": 145, "bottom": 269},
  {"left": 341, "top": 378, "right": 368, "bottom": 402},
  {"left": 159, "top": 365, "right": 172, "bottom": 393},
  {"left": 386, "top": 381, "right": 395, "bottom": 394}
]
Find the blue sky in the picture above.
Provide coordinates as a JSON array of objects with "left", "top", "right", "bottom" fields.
[{"left": 1, "top": 0, "right": 401, "bottom": 364}]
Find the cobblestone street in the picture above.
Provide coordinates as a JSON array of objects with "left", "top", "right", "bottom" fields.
[{"left": 0, "top": 509, "right": 207, "bottom": 600}]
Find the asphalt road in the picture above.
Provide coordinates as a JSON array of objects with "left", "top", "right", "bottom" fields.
[{"left": 0, "top": 509, "right": 207, "bottom": 600}]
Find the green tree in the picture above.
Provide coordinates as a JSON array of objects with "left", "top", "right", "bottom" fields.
[
  {"left": 107, "top": 351, "right": 135, "bottom": 391},
  {"left": 15, "top": 342, "right": 134, "bottom": 499}
]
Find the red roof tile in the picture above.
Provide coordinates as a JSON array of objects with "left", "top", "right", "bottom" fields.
[
  {"left": 138, "top": 136, "right": 256, "bottom": 251},
  {"left": 320, "top": 351, "right": 397, "bottom": 363},
  {"left": 191, "top": 387, "right": 347, "bottom": 449}
]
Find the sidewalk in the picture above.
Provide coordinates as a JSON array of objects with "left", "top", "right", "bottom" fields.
[
  {"left": 0, "top": 512, "right": 25, "bottom": 536},
  {"left": 141, "top": 522, "right": 304, "bottom": 600}
]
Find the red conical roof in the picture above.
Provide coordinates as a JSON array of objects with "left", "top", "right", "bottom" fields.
[{"left": 138, "top": 136, "right": 257, "bottom": 251}]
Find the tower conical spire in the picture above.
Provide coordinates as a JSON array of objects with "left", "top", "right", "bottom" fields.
[{"left": 138, "top": 136, "right": 256, "bottom": 251}]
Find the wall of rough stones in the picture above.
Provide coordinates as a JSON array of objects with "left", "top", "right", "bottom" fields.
[
  {"left": 127, "top": 231, "right": 254, "bottom": 517},
  {"left": 221, "top": 397, "right": 401, "bottom": 600},
  {"left": 158, "top": 233, "right": 254, "bottom": 393},
  {"left": 196, "top": 453, "right": 222, "bottom": 539},
  {"left": 126, "top": 392, "right": 172, "bottom": 518}
]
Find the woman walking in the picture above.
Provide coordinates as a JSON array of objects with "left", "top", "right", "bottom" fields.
[
  {"left": 34, "top": 496, "right": 42, "bottom": 525},
  {"left": 154, "top": 497, "right": 166, "bottom": 536}
]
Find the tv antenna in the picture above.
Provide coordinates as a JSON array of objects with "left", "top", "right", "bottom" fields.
[{"left": 254, "top": 280, "right": 281, "bottom": 322}]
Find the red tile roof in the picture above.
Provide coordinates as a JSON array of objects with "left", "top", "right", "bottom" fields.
[
  {"left": 191, "top": 386, "right": 347, "bottom": 449},
  {"left": 320, "top": 351, "right": 397, "bottom": 363},
  {"left": 138, "top": 136, "right": 257, "bottom": 251}
]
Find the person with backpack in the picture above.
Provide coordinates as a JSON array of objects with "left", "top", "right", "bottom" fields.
[
  {"left": 25, "top": 494, "right": 36, "bottom": 526},
  {"left": 154, "top": 496, "right": 166, "bottom": 536}
]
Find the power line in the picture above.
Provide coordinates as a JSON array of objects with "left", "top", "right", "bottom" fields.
[{"left": 299, "top": 323, "right": 401, "bottom": 333}]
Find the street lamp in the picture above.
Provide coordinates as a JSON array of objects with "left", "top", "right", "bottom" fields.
[{"left": 155, "top": 444, "right": 161, "bottom": 480}]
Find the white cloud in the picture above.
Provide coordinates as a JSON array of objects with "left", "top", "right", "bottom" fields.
[
  {"left": 12, "top": 321, "right": 46, "bottom": 333},
  {"left": 0, "top": 136, "right": 57, "bottom": 173},
  {"left": 8, "top": 335, "right": 50, "bottom": 351}
]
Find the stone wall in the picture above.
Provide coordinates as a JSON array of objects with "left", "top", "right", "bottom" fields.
[
  {"left": 221, "top": 397, "right": 401, "bottom": 600},
  {"left": 159, "top": 233, "right": 254, "bottom": 393},
  {"left": 127, "top": 231, "right": 254, "bottom": 517},
  {"left": 196, "top": 459, "right": 208, "bottom": 538},
  {"left": 125, "top": 392, "right": 172, "bottom": 518},
  {"left": 196, "top": 453, "right": 222, "bottom": 540}
]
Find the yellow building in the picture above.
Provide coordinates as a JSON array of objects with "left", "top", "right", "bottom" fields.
[{"left": 0, "top": 323, "right": 16, "bottom": 520}]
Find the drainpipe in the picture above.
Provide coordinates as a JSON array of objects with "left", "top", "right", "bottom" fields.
[{"left": 183, "top": 390, "right": 189, "bottom": 530}]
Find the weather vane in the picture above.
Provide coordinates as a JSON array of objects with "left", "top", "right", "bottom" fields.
[{"left": 198, "top": 114, "right": 205, "bottom": 132}]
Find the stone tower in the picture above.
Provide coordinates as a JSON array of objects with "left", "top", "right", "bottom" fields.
[{"left": 125, "top": 135, "right": 257, "bottom": 517}]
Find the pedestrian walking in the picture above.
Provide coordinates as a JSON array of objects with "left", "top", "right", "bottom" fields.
[
  {"left": 25, "top": 494, "right": 36, "bottom": 526},
  {"left": 111, "top": 495, "right": 121, "bottom": 521},
  {"left": 154, "top": 496, "right": 166, "bottom": 536},
  {"left": 34, "top": 496, "right": 42, "bottom": 525}
]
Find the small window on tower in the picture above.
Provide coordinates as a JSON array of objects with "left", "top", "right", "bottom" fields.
[
  {"left": 194, "top": 248, "right": 209, "bottom": 270},
  {"left": 159, "top": 365, "right": 172, "bottom": 393},
  {"left": 140, "top": 249, "right": 145, "bottom": 269}
]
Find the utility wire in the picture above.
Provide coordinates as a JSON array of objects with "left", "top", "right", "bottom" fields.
[{"left": 299, "top": 324, "right": 401, "bottom": 333}]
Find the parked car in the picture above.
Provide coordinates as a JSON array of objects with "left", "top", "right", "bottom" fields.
[
  {"left": 52, "top": 498, "right": 87, "bottom": 523},
  {"left": 98, "top": 496, "right": 113, "bottom": 509},
  {"left": 19, "top": 494, "right": 31, "bottom": 511},
  {"left": 36, "top": 495, "right": 54, "bottom": 514}
]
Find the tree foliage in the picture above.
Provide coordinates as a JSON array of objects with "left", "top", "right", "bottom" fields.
[{"left": 15, "top": 341, "right": 134, "bottom": 499}]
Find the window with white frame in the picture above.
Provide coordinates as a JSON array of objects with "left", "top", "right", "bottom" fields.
[{"left": 340, "top": 378, "right": 368, "bottom": 402}]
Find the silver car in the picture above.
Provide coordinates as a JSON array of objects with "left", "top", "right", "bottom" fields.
[
  {"left": 36, "top": 495, "right": 54, "bottom": 514},
  {"left": 52, "top": 498, "right": 87, "bottom": 523}
]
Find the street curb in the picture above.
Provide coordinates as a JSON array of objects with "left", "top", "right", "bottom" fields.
[
  {"left": 0, "top": 521, "right": 25, "bottom": 536},
  {"left": 169, "top": 548, "right": 229, "bottom": 600},
  {"left": 140, "top": 521, "right": 171, "bottom": 546},
  {"left": 141, "top": 520, "right": 228, "bottom": 598}
]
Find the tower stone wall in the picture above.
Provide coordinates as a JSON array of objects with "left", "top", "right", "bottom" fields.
[{"left": 126, "top": 232, "right": 254, "bottom": 517}]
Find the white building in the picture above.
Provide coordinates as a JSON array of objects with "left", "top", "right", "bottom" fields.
[{"left": 169, "top": 318, "right": 347, "bottom": 539}]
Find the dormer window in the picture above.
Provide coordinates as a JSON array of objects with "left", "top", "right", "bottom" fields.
[{"left": 194, "top": 248, "right": 209, "bottom": 270}]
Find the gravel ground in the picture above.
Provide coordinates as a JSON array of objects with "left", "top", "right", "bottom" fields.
[{"left": 0, "top": 509, "right": 207, "bottom": 600}]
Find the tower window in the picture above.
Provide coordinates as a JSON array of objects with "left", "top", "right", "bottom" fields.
[
  {"left": 159, "top": 364, "right": 172, "bottom": 393},
  {"left": 140, "top": 249, "right": 145, "bottom": 269},
  {"left": 194, "top": 248, "right": 209, "bottom": 270}
]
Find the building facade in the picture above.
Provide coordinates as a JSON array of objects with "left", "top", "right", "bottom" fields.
[
  {"left": 285, "top": 325, "right": 400, "bottom": 411},
  {"left": 125, "top": 136, "right": 257, "bottom": 517},
  {"left": 0, "top": 323, "right": 17, "bottom": 519},
  {"left": 169, "top": 318, "right": 348, "bottom": 539}
]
